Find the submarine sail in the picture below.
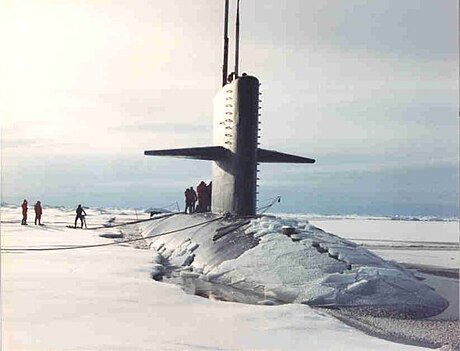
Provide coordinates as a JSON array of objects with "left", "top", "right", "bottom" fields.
[{"left": 144, "top": 0, "right": 315, "bottom": 216}]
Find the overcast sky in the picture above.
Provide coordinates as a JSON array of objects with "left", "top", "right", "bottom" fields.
[{"left": 2, "top": 0, "right": 458, "bottom": 216}]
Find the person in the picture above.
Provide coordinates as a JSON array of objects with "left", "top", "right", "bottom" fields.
[
  {"left": 184, "top": 188, "right": 192, "bottom": 214},
  {"left": 189, "top": 187, "right": 197, "bottom": 213},
  {"left": 206, "top": 181, "right": 212, "bottom": 212},
  {"left": 74, "top": 204, "right": 87, "bottom": 228},
  {"left": 227, "top": 72, "right": 236, "bottom": 83},
  {"left": 196, "top": 181, "right": 208, "bottom": 213},
  {"left": 21, "top": 199, "right": 28, "bottom": 225},
  {"left": 34, "top": 201, "right": 43, "bottom": 225}
]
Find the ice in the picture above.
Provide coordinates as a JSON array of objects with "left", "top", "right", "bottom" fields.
[
  {"left": 180, "top": 270, "right": 200, "bottom": 278},
  {"left": 191, "top": 216, "right": 449, "bottom": 316},
  {"left": 151, "top": 251, "right": 163, "bottom": 264},
  {"left": 150, "top": 263, "right": 165, "bottom": 280},
  {"left": 276, "top": 212, "right": 458, "bottom": 223},
  {"left": 160, "top": 237, "right": 200, "bottom": 267},
  {"left": 144, "top": 207, "right": 173, "bottom": 214},
  {"left": 183, "top": 254, "right": 196, "bottom": 266},
  {"left": 1, "top": 205, "right": 456, "bottom": 350}
]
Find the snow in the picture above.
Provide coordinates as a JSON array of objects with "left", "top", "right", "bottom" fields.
[
  {"left": 308, "top": 217, "right": 459, "bottom": 269},
  {"left": 1, "top": 206, "right": 457, "bottom": 350},
  {"left": 194, "top": 216, "right": 448, "bottom": 316}
]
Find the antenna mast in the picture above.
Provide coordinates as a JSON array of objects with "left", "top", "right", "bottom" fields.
[
  {"left": 222, "top": 0, "right": 229, "bottom": 86},
  {"left": 234, "top": 0, "right": 240, "bottom": 77}
]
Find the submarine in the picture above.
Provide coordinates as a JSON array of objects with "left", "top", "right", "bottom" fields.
[
  {"left": 138, "top": 0, "right": 448, "bottom": 317},
  {"left": 145, "top": 0, "right": 314, "bottom": 217}
]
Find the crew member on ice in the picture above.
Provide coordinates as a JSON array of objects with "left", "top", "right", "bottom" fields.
[
  {"left": 189, "top": 187, "right": 197, "bottom": 213},
  {"left": 34, "top": 201, "right": 43, "bottom": 225},
  {"left": 184, "top": 188, "right": 192, "bottom": 214},
  {"left": 21, "top": 199, "right": 28, "bottom": 225},
  {"left": 196, "top": 181, "right": 208, "bottom": 212},
  {"left": 74, "top": 204, "right": 87, "bottom": 228}
]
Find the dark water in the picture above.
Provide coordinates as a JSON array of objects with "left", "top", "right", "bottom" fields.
[{"left": 164, "top": 272, "right": 285, "bottom": 305}]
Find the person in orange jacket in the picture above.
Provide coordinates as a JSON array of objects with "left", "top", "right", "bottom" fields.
[
  {"left": 21, "top": 199, "right": 28, "bottom": 225},
  {"left": 34, "top": 201, "right": 43, "bottom": 225}
]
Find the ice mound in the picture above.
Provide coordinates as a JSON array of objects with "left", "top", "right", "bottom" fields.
[
  {"left": 138, "top": 214, "right": 448, "bottom": 318},
  {"left": 206, "top": 217, "right": 448, "bottom": 317}
]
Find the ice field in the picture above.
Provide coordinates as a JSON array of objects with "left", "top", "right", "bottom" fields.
[{"left": 1, "top": 205, "right": 458, "bottom": 350}]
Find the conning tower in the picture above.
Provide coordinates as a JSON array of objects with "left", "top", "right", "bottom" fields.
[{"left": 144, "top": 0, "right": 315, "bottom": 216}]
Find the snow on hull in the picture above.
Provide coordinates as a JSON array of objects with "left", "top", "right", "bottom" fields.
[{"left": 137, "top": 214, "right": 448, "bottom": 318}]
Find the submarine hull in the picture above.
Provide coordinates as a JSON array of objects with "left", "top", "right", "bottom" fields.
[{"left": 132, "top": 213, "right": 449, "bottom": 319}]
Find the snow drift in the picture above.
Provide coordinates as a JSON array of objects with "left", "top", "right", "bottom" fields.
[{"left": 137, "top": 214, "right": 448, "bottom": 318}]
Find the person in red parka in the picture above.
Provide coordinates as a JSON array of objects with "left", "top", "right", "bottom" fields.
[
  {"left": 21, "top": 199, "right": 28, "bottom": 225},
  {"left": 34, "top": 201, "right": 43, "bottom": 225},
  {"left": 196, "top": 181, "right": 207, "bottom": 213}
]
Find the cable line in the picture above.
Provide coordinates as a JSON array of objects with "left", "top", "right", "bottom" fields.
[
  {"left": 1, "top": 216, "right": 225, "bottom": 252},
  {"left": 256, "top": 196, "right": 281, "bottom": 214},
  {"left": 85, "top": 213, "right": 177, "bottom": 230}
]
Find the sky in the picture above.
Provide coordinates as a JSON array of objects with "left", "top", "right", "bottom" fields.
[{"left": 1, "top": 0, "right": 458, "bottom": 217}]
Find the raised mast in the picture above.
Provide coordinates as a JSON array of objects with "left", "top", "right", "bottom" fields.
[
  {"left": 222, "top": 0, "right": 229, "bottom": 86},
  {"left": 234, "top": 0, "right": 240, "bottom": 77}
]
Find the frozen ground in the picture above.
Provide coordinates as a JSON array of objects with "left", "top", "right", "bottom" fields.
[
  {"left": 139, "top": 212, "right": 459, "bottom": 349},
  {"left": 1, "top": 205, "right": 458, "bottom": 350},
  {"left": 306, "top": 216, "right": 458, "bottom": 322},
  {"left": 306, "top": 217, "right": 458, "bottom": 269}
]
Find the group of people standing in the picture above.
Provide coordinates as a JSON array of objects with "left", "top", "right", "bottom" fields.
[
  {"left": 20, "top": 200, "right": 87, "bottom": 229},
  {"left": 184, "top": 181, "right": 212, "bottom": 214},
  {"left": 21, "top": 199, "right": 42, "bottom": 225},
  {"left": 20, "top": 182, "right": 215, "bottom": 227}
]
